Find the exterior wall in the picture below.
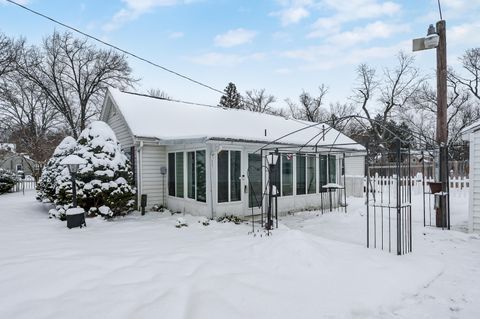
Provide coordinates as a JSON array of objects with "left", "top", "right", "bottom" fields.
[
  {"left": 138, "top": 143, "right": 166, "bottom": 210},
  {"left": 470, "top": 131, "right": 480, "bottom": 232},
  {"left": 103, "top": 98, "right": 134, "bottom": 148},
  {"left": 133, "top": 138, "right": 363, "bottom": 218},
  {"left": 0, "top": 154, "right": 36, "bottom": 176},
  {"left": 344, "top": 155, "right": 365, "bottom": 198}
]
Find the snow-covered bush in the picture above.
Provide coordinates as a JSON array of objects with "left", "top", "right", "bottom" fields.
[
  {"left": 37, "top": 136, "right": 77, "bottom": 202},
  {"left": 56, "top": 121, "right": 136, "bottom": 217},
  {"left": 176, "top": 217, "right": 188, "bottom": 228},
  {"left": 0, "top": 169, "right": 17, "bottom": 194}
]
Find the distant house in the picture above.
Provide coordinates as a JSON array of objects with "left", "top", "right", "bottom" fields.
[
  {"left": 100, "top": 88, "right": 366, "bottom": 218},
  {"left": 462, "top": 121, "right": 480, "bottom": 233},
  {"left": 0, "top": 144, "right": 39, "bottom": 177}
]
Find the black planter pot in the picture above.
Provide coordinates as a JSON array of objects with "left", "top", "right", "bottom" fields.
[{"left": 67, "top": 211, "right": 86, "bottom": 229}]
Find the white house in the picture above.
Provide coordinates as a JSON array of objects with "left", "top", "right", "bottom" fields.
[
  {"left": 463, "top": 121, "right": 480, "bottom": 233},
  {"left": 99, "top": 88, "right": 365, "bottom": 218}
]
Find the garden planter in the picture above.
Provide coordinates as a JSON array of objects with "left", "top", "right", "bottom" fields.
[{"left": 66, "top": 208, "right": 86, "bottom": 229}]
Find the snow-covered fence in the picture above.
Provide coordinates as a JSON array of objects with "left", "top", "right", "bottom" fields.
[
  {"left": 364, "top": 174, "right": 469, "bottom": 197},
  {"left": 11, "top": 177, "right": 37, "bottom": 193}
]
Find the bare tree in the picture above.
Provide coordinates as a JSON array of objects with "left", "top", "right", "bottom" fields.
[
  {"left": 352, "top": 52, "right": 424, "bottom": 147},
  {"left": 287, "top": 84, "right": 328, "bottom": 122},
  {"left": 0, "top": 74, "right": 64, "bottom": 170},
  {"left": 244, "top": 89, "right": 276, "bottom": 113},
  {"left": 0, "top": 33, "right": 23, "bottom": 78},
  {"left": 403, "top": 72, "right": 479, "bottom": 148},
  {"left": 147, "top": 88, "right": 171, "bottom": 100},
  {"left": 17, "top": 31, "right": 137, "bottom": 138},
  {"left": 451, "top": 48, "right": 480, "bottom": 101}
]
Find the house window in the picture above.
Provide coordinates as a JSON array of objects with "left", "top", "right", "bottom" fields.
[
  {"left": 329, "top": 154, "right": 336, "bottom": 183},
  {"left": 282, "top": 154, "right": 293, "bottom": 196},
  {"left": 196, "top": 150, "right": 206, "bottom": 203},
  {"left": 296, "top": 154, "right": 306, "bottom": 195},
  {"left": 307, "top": 155, "right": 316, "bottom": 194},
  {"left": 169, "top": 150, "right": 205, "bottom": 202},
  {"left": 187, "top": 152, "right": 195, "bottom": 199},
  {"left": 230, "top": 151, "right": 241, "bottom": 201},
  {"left": 176, "top": 153, "right": 184, "bottom": 198},
  {"left": 218, "top": 150, "right": 241, "bottom": 203},
  {"left": 16, "top": 164, "right": 23, "bottom": 172},
  {"left": 168, "top": 153, "right": 175, "bottom": 196},
  {"left": 319, "top": 155, "right": 328, "bottom": 192}
]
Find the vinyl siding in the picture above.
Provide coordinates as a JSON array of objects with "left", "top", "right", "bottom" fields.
[
  {"left": 140, "top": 145, "right": 166, "bottom": 209},
  {"left": 471, "top": 131, "right": 480, "bottom": 232},
  {"left": 103, "top": 99, "right": 134, "bottom": 149}
]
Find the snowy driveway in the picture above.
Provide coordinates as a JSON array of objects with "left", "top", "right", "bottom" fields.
[{"left": 0, "top": 191, "right": 479, "bottom": 319}]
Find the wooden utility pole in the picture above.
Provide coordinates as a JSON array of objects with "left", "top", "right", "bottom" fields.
[
  {"left": 436, "top": 20, "right": 449, "bottom": 229},
  {"left": 436, "top": 20, "right": 447, "bottom": 146}
]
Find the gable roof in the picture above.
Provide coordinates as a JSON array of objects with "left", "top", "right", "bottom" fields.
[{"left": 106, "top": 88, "right": 365, "bottom": 151}]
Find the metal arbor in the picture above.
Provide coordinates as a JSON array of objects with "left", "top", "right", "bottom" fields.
[{"left": 366, "top": 139, "right": 413, "bottom": 255}]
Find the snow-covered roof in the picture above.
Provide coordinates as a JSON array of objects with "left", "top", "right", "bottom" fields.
[
  {"left": 0, "top": 143, "right": 16, "bottom": 152},
  {"left": 107, "top": 88, "right": 365, "bottom": 151},
  {"left": 462, "top": 120, "right": 480, "bottom": 135}
]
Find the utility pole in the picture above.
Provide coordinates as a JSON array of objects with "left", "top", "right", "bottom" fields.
[
  {"left": 436, "top": 20, "right": 449, "bottom": 229},
  {"left": 413, "top": 19, "right": 449, "bottom": 228}
]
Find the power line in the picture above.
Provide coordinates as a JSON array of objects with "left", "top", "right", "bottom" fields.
[
  {"left": 4, "top": 0, "right": 225, "bottom": 96},
  {"left": 121, "top": 90, "right": 221, "bottom": 109},
  {"left": 437, "top": 0, "right": 443, "bottom": 20}
]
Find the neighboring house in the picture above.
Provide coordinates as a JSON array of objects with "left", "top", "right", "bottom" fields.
[
  {"left": 462, "top": 121, "right": 480, "bottom": 233},
  {"left": 100, "top": 88, "right": 366, "bottom": 218},
  {"left": 0, "top": 144, "right": 39, "bottom": 177}
]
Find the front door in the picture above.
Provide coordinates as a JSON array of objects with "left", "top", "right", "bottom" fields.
[{"left": 247, "top": 153, "right": 263, "bottom": 212}]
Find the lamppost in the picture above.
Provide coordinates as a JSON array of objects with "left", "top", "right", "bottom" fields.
[
  {"left": 413, "top": 19, "right": 449, "bottom": 228},
  {"left": 266, "top": 149, "right": 279, "bottom": 230},
  {"left": 61, "top": 155, "right": 87, "bottom": 208}
]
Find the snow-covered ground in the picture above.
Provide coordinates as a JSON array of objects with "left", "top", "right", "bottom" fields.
[{"left": 0, "top": 191, "right": 479, "bottom": 319}]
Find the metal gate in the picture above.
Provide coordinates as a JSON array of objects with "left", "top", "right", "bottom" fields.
[{"left": 366, "top": 139, "right": 412, "bottom": 255}]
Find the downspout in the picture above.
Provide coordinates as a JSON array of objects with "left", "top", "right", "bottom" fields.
[{"left": 137, "top": 140, "right": 144, "bottom": 210}]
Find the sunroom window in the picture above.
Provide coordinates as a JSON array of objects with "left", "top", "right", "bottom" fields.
[{"left": 218, "top": 150, "right": 241, "bottom": 203}]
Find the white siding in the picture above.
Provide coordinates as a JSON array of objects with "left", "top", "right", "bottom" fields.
[
  {"left": 140, "top": 145, "right": 166, "bottom": 209},
  {"left": 344, "top": 156, "right": 365, "bottom": 197},
  {"left": 345, "top": 156, "right": 365, "bottom": 176},
  {"left": 103, "top": 99, "right": 134, "bottom": 148},
  {"left": 471, "top": 131, "right": 480, "bottom": 232}
]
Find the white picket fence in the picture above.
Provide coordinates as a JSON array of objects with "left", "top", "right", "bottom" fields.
[
  {"left": 11, "top": 177, "right": 37, "bottom": 193},
  {"left": 365, "top": 174, "right": 469, "bottom": 198}
]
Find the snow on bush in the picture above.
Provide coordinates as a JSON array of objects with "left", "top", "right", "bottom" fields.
[
  {"left": 56, "top": 121, "right": 136, "bottom": 217},
  {"left": 37, "top": 136, "right": 77, "bottom": 203},
  {"left": 175, "top": 217, "right": 188, "bottom": 228},
  {"left": 0, "top": 169, "right": 17, "bottom": 194}
]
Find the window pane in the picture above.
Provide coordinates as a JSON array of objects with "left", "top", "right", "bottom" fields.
[
  {"left": 248, "top": 154, "right": 262, "bottom": 208},
  {"left": 175, "top": 152, "right": 184, "bottom": 198},
  {"left": 271, "top": 160, "right": 281, "bottom": 196},
  {"left": 230, "top": 151, "right": 241, "bottom": 201},
  {"left": 329, "top": 155, "right": 336, "bottom": 183},
  {"left": 196, "top": 150, "right": 206, "bottom": 202},
  {"left": 282, "top": 154, "right": 293, "bottom": 196},
  {"left": 319, "top": 155, "right": 328, "bottom": 193},
  {"left": 187, "top": 152, "right": 195, "bottom": 199},
  {"left": 168, "top": 153, "right": 175, "bottom": 196},
  {"left": 218, "top": 150, "right": 229, "bottom": 203},
  {"left": 296, "top": 154, "right": 306, "bottom": 195},
  {"left": 307, "top": 155, "right": 316, "bottom": 194}
]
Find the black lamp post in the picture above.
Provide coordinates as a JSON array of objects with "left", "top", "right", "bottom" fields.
[
  {"left": 60, "top": 155, "right": 87, "bottom": 208},
  {"left": 266, "top": 149, "right": 279, "bottom": 230}
]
